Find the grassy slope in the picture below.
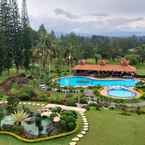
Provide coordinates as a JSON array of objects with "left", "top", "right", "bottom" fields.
[
  {"left": 0, "top": 135, "right": 75, "bottom": 145},
  {"left": 0, "top": 68, "right": 26, "bottom": 83},
  {"left": 79, "top": 109, "right": 145, "bottom": 145},
  {"left": 135, "top": 64, "right": 145, "bottom": 75}
]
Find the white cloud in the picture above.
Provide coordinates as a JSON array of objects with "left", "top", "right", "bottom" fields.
[
  {"left": 54, "top": 8, "right": 79, "bottom": 19},
  {"left": 17, "top": 0, "right": 145, "bottom": 36}
]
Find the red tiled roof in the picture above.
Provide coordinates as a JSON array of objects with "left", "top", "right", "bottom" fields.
[{"left": 72, "top": 64, "right": 136, "bottom": 73}]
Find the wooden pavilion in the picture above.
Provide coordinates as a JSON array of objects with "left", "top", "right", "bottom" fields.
[{"left": 72, "top": 59, "right": 136, "bottom": 77}]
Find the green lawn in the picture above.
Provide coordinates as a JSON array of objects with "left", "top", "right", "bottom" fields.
[
  {"left": 79, "top": 109, "right": 145, "bottom": 145},
  {"left": 0, "top": 68, "right": 26, "bottom": 83},
  {"left": 0, "top": 134, "right": 76, "bottom": 145},
  {"left": 135, "top": 64, "right": 145, "bottom": 75},
  {"left": 1, "top": 109, "right": 145, "bottom": 145}
]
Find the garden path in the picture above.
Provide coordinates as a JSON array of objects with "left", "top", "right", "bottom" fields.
[{"left": 44, "top": 104, "right": 86, "bottom": 113}]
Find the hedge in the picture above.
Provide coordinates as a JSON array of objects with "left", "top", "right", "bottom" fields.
[
  {"left": 136, "top": 74, "right": 145, "bottom": 78},
  {"left": 0, "top": 118, "right": 80, "bottom": 143}
]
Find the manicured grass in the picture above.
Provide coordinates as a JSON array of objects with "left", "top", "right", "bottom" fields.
[
  {"left": 1, "top": 107, "right": 145, "bottom": 145},
  {"left": 135, "top": 64, "right": 145, "bottom": 75},
  {"left": 0, "top": 134, "right": 75, "bottom": 145},
  {"left": 0, "top": 95, "right": 8, "bottom": 101},
  {"left": 0, "top": 68, "right": 26, "bottom": 83},
  {"left": 79, "top": 109, "right": 145, "bottom": 145}
]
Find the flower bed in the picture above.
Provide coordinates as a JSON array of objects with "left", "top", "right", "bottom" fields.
[
  {"left": 0, "top": 99, "right": 80, "bottom": 142},
  {"left": 0, "top": 118, "right": 80, "bottom": 143}
]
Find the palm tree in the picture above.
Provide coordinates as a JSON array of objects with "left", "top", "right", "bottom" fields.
[
  {"left": 45, "top": 37, "right": 57, "bottom": 73},
  {"left": 136, "top": 44, "right": 145, "bottom": 64},
  {"left": 64, "top": 47, "right": 75, "bottom": 75},
  {"left": 11, "top": 110, "right": 29, "bottom": 126}
]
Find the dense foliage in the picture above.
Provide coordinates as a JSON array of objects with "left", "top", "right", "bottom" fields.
[
  {"left": 0, "top": 1, "right": 145, "bottom": 77},
  {"left": 32, "top": 28, "right": 145, "bottom": 68},
  {"left": 0, "top": 0, "right": 32, "bottom": 74}
]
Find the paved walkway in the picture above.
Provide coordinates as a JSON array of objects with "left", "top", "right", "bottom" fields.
[
  {"left": 1, "top": 100, "right": 145, "bottom": 110},
  {"left": 0, "top": 101, "right": 86, "bottom": 113},
  {"left": 44, "top": 103, "right": 86, "bottom": 113}
]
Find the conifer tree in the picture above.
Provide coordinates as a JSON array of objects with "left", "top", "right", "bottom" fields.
[
  {"left": 21, "top": 0, "right": 32, "bottom": 69},
  {"left": 10, "top": 0, "right": 23, "bottom": 70},
  {"left": 0, "top": 0, "right": 13, "bottom": 72}
]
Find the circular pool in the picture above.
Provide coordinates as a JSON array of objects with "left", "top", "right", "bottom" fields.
[
  {"left": 57, "top": 76, "right": 138, "bottom": 87},
  {"left": 107, "top": 87, "right": 137, "bottom": 99}
]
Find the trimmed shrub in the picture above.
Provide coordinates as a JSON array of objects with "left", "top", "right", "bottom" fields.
[{"left": 60, "top": 111, "right": 77, "bottom": 131}]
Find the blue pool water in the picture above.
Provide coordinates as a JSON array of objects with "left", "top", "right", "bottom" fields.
[
  {"left": 107, "top": 88, "right": 137, "bottom": 99},
  {"left": 57, "top": 76, "right": 138, "bottom": 87}
]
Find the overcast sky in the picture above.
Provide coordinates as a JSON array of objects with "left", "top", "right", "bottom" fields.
[{"left": 18, "top": 0, "right": 145, "bottom": 36}]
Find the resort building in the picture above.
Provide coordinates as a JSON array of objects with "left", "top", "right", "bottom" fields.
[{"left": 72, "top": 59, "right": 136, "bottom": 77}]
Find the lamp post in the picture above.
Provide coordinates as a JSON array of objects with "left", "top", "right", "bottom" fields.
[
  {"left": 39, "top": 51, "right": 43, "bottom": 83},
  {"left": 67, "top": 52, "right": 73, "bottom": 88},
  {"left": 68, "top": 52, "right": 72, "bottom": 76}
]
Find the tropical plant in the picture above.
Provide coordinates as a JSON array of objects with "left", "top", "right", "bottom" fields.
[
  {"left": 11, "top": 110, "right": 29, "bottom": 126},
  {"left": 136, "top": 44, "right": 145, "bottom": 64},
  {"left": 7, "top": 96, "right": 20, "bottom": 113},
  {"left": 0, "top": 108, "right": 5, "bottom": 122}
]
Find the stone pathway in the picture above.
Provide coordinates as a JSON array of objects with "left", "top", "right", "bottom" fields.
[
  {"left": 69, "top": 112, "right": 88, "bottom": 145},
  {"left": 44, "top": 104, "right": 86, "bottom": 113},
  {"left": 0, "top": 101, "right": 86, "bottom": 112},
  {"left": 43, "top": 104, "right": 88, "bottom": 145},
  {"left": 1, "top": 100, "right": 145, "bottom": 109}
]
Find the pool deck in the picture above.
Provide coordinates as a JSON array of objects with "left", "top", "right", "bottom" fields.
[{"left": 57, "top": 75, "right": 139, "bottom": 80}]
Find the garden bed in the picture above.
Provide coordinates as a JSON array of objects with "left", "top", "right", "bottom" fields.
[
  {"left": 0, "top": 119, "right": 79, "bottom": 143},
  {"left": 0, "top": 99, "right": 80, "bottom": 142}
]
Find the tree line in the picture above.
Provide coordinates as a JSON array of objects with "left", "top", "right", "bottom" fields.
[
  {"left": 0, "top": 0, "right": 145, "bottom": 76},
  {"left": 32, "top": 24, "right": 145, "bottom": 69}
]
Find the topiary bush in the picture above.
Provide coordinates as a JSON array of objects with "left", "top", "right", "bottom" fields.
[{"left": 60, "top": 111, "right": 77, "bottom": 131}]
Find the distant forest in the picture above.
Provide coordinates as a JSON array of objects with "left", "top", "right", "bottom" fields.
[
  {"left": 0, "top": 0, "right": 145, "bottom": 75},
  {"left": 31, "top": 24, "right": 145, "bottom": 65}
]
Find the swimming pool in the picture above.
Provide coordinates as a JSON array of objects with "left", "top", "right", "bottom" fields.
[
  {"left": 57, "top": 76, "right": 138, "bottom": 87},
  {"left": 107, "top": 87, "right": 137, "bottom": 99}
]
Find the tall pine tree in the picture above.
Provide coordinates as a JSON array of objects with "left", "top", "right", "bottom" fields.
[
  {"left": 10, "top": 0, "right": 23, "bottom": 71},
  {"left": 0, "top": 0, "right": 13, "bottom": 73},
  {"left": 0, "top": 0, "right": 32, "bottom": 73},
  {"left": 21, "top": 0, "right": 32, "bottom": 70}
]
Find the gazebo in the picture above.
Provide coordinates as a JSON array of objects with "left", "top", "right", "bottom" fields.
[{"left": 72, "top": 59, "right": 136, "bottom": 77}]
